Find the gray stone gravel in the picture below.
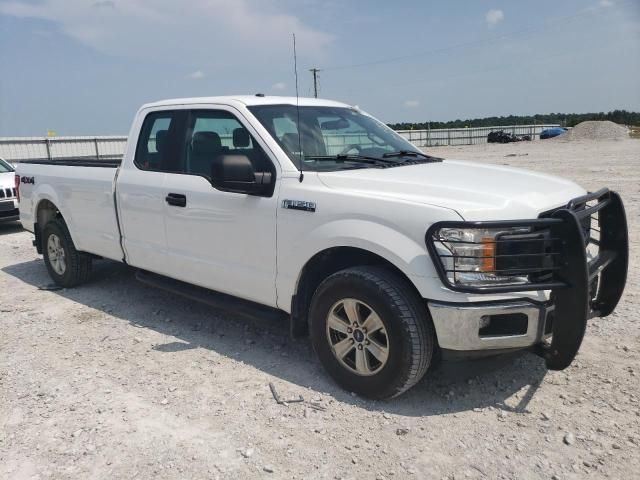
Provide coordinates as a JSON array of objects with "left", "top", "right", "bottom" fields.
[
  {"left": 1, "top": 138, "right": 639, "bottom": 479},
  {"left": 554, "top": 120, "right": 629, "bottom": 141}
]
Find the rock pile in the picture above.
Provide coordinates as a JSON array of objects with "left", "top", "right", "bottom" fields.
[{"left": 555, "top": 121, "right": 629, "bottom": 141}]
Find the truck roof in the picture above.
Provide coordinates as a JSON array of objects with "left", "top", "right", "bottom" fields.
[{"left": 142, "top": 95, "right": 352, "bottom": 110}]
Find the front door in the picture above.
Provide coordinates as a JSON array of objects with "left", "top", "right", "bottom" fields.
[
  {"left": 161, "top": 107, "right": 280, "bottom": 307},
  {"left": 117, "top": 109, "right": 186, "bottom": 276}
]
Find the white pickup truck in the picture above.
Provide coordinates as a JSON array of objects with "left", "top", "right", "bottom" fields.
[
  {"left": 0, "top": 157, "right": 19, "bottom": 223},
  {"left": 16, "top": 95, "right": 628, "bottom": 399}
]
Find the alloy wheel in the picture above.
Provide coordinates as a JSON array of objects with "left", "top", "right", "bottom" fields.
[
  {"left": 47, "top": 233, "right": 66, "bottom": 275},
  {"left": 326, "top": 298, "right": 390, "bottom": 376}
]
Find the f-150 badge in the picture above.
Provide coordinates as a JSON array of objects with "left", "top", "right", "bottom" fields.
[{"left": 282, "top": 199, "right": 316, "bottom": 212}]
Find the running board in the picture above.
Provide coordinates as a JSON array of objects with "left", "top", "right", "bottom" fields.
[{"left": 135, "top": 270, "right": 288, "bottom": 323}]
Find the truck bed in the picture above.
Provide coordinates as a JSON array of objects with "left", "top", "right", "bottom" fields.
[
  {"left": 18, "top": 157, "right": 122, "bottom": 168},
  {"left": 16, "top": 160, "right": 124, "bottom": 262}
]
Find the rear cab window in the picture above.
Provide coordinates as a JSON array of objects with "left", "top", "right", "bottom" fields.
[{"left": 134, "top": 110, "right": 186, "bottom": 172}]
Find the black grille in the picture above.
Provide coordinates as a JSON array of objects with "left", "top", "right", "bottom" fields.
[
  {"left": 426, "top": 188, "right": 618, "bottom": 294},
  {"left": 495, "top": 229, "right": 559, "bottom": 282},
  {"left": 426, "top": 217, "right": 567, "bottom": 294},
  {"left": 0, "top": 188, "right": 15, "bottom": 199},
  {"left": 540, "top": 190, "right": 607, "bottom": 277}
]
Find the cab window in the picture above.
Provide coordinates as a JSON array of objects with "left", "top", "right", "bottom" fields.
[
  {"left": 182, "top": 110, "right": 273, "bottom": 178},
  {"left": 134, "top": 111, "right": 185, "bottom": 171}
]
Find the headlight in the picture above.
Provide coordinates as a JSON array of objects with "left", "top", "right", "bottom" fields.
[{"left": 432, "top": 226, "right": 534, "bottom": 287}]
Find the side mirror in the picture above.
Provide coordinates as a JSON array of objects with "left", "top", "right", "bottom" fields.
[{"left": 211, "top": 154, "right": 272, "bottom": 195}]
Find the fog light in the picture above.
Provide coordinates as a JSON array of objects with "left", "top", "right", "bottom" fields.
[{"left": 479, "top": 313, "right": 529, "bottom": 337}]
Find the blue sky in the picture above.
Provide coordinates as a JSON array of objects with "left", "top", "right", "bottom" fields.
[{"left": 0, "top": 0, "right": 638, "bottom": 135}]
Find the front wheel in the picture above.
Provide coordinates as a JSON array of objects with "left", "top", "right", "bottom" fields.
[
  {"left": 42, "top": 219, "right": 92, "bottom": 287},
  {"left": 309, "top": 266, "right": 435, "bottom": 399}
]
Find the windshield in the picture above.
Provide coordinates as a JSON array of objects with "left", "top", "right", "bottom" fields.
[
  {"left": 0, "top": 158, "right": 14, "bottom": 173},
  {"left": 247, "top": 105, "right": 424, "bottom": 171}
]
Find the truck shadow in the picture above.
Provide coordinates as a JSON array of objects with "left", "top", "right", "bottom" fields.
[{"left": 3, "top": 258, "right": 547, "bottom": 417}]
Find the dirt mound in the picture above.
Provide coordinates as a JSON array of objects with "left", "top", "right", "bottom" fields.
[{"left": 555, "top": 120, "right": 629, "bottom": 141}]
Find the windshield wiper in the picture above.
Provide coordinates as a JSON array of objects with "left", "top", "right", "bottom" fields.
[
  {"left": 382, "top": 150, "right": 442, "bottom": 162},
  {"left": 304, "top": 154, "right": 399, "bottom": 165},
  {"left": 302, "top": 152, "right": 442, "bottom": 169}
]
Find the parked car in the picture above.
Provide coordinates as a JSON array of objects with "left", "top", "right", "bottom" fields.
[
  {"left": 487, "top": 130, "right": 530, "bottom": 143},
  {"left": 0, "top": 157, "right": 19, "bottom": 223},
  {"left": 540, "top": 127, "right": 568, "bottom": 139},
  {"left": 15, "top": 96, "right": 628, "bottom": 399}
]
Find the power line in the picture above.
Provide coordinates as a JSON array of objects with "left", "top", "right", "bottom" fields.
[
  {"left": 321, "top": 2, "right": 631, "bottom": 72},
  {"left": 336, "top": 40, "right": 628, "bottom": 97}
]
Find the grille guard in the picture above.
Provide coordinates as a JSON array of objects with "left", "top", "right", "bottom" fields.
[{"left": 426, "top": 188, "right": 628, "bottom": 370}]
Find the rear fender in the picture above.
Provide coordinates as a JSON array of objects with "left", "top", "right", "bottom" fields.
[{"left": 33, "top": 186, "right": 80, "bottom": 249}]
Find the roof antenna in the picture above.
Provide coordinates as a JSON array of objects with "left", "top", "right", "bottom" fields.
[{"left": 293, "top": 33, "right": 304, "bottom": 182}]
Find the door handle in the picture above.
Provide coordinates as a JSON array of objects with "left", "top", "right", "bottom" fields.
[{"left": 165, "top": 193, "right": 187, "bottom": 207}]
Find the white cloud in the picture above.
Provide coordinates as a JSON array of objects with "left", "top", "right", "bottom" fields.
[
  {"left": 485, "top": 9, "right": 504, "bottom": 27},
  {"left": 0, "top": 0, "right": 333, "bottom": 68},
  {"left": 403, "top": 100, "right": 420, "bottom": 108},
  {"left": 271, "top": 82, "right": 286, "bottom": 91},
  {"left": 92, "top": 0, "right": 115, "bottom": 8},
  {"left": 583, "top": 0, "right": 614, "bottom": 13},
  {"left": 188, "top": 70, "right": 205, "bottom": 80}
]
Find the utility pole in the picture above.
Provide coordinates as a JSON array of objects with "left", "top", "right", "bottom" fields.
[{"left": 309, "top": 68, "right": 321, "bottom": 98}]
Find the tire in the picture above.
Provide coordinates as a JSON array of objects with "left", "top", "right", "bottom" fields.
[
  {"left": 309, "top": 266, "right": 434, "bottom": 399},
  {"left": 42, "top": 219, "right": 92, "bottom": 287}
]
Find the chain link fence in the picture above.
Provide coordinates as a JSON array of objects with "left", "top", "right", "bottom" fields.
[
  {"left": 0, "top": 136, "right": 127, "bottom": 163},
  {"left": 0, "top": 125, "right": 561, "bottom": 163},
  {"left": 396, "top": 124, "right": 560, "bottom": 147}
]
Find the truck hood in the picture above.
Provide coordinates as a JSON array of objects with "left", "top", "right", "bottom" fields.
[
  {"left": 317, "top": 160, "right": 586, "bottom": 220},
  {"left": 0, "top": 171, "right": 15, "bottom": 189}
]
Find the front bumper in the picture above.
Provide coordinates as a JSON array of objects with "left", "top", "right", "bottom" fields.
[
  {"left": 0, "top": 199, "right": 19, "bottom": 223},
  {"left": 429, "top": 299, "right": 553, "bottom": 352},
  {"left": 426, "top": 188, "right": 628, "bottom": 369}
]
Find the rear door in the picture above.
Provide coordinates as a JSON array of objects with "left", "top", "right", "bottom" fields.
[
  {"left": 161, "top": 107, "right": 280, "bottom": 307},
  {"left": 117, "top": 109, "right": 187, "bottom": 275}
]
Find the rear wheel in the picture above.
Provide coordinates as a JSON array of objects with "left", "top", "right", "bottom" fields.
[
  {"left": 42, "top": 219, "right": 92, "bottom": 287},
  {"left": 310, "top": 266, "right": 434, "bottom": 399}
]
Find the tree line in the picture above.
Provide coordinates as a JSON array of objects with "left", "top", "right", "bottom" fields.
[{"left": 388, "top": 110, "right": 640, "bottom": 130}]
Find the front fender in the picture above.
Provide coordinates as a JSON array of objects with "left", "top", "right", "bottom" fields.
[
  {"left": 307, "top": 218, "right": 437, "bottom": 278},
  {"left": 276, "top": 217, "right": 441, "bottom": 312}
]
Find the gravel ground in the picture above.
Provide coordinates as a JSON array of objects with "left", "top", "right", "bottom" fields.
[{"left": 1, "top": 138, "right": 639, "bottom": 480}]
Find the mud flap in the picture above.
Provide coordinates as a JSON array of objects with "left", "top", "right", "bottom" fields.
[{"left": 542, "top": 209, "right": 589, "bottom": 370}]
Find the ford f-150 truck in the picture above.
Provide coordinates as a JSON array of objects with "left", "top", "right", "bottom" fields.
[{"left": 15, "top": 96, "right": 628, "bottom": 399}]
